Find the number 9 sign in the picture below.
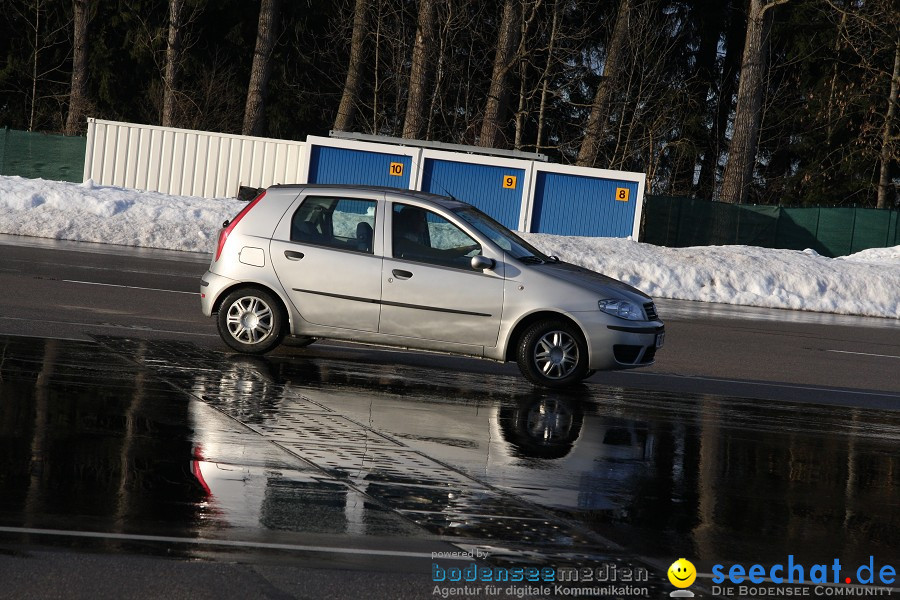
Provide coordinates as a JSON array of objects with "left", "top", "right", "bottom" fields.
[{"left": 503, "top": 175, "right": 517, "bottom": 189}]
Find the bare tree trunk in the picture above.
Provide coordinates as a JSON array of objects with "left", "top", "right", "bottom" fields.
[
  {"left": 576, "top": 0, "right": 631, "bottom": 167},
  {"left": 161, "top": 0, "right": 183, "bottom": 127},
  {"left": 29, "top": 1, "right": 40, "bottom": 131},
  {"left": 243, "top": 0, "right": 281, "bottom": 137},
  {"left": 720, "top": 0, "right": 787, "bottom": 204},
  {"left": 372, "top": 2, "right": 382, "bottom": 133},
  {"left": 877, "top": 39, "right": 899, "bottom": 209},
  {"left": 514, "top": 49, "right": 527, "bottom": 150},
  {"left": 535, "top": 0, "right": 560, "bottom": 151},
  {"left": 64, "top": 0, "right": 90, "bottom": 135},
  {"left": 479, "top": 0, "right": 519, "bottom": 149},
  {"left": 697, "top": 0, "right": 744, "bottom": 200},
  {"left": 402, "top": 0, "right": 435, "bottom": 139},
  {"left": 425, "top": 2, "right": 452, "bottom": 140},
  {"left": 334, "top": 0, "right": 367, "bottom": 132},
  {"left": 669, "top": 0, "right": 726, "bottom": 195},
  {"left": 825, "top": 10, "right": 848, "bottom": 145},
  {"left": 160, "top": 0, "right": 183, "bottom": 127}
]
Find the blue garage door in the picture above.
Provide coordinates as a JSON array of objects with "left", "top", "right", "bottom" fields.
[
  {"left": 420, "top": 159, "right": 524, "bottom": 230},
  {"left": 532, "top": 172, "right": 638, "bottom": 237},
  {"left": 308, "top": 145, "right": 412, "bottom": 189}
]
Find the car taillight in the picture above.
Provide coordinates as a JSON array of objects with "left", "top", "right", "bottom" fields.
[{"left": 215, "top": 190, "right": 266, "bottom": 261}]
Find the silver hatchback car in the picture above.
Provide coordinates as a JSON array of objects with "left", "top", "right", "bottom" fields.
[{"left": 200, "top": 184, "right": 663, "bottom": 387}]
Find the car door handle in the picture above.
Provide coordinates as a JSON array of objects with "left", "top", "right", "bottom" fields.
[
  {"left": 392, "top": 269, "right": 413, "bottom": 280},
  {"left": 284, "top": 250, "right": 305, "bottom": 261}
]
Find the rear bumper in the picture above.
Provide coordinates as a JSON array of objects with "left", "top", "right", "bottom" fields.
[{"left": 199, "top": 271, "right": 238, "bottom": 317}]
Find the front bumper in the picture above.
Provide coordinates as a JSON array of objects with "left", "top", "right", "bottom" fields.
[{"left": 572, "top": 310, "right": 664, "bottom": 371}]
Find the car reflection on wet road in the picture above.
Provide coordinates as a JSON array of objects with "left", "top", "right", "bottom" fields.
[{"left": 1, "top": 333, "right": 899, "bottom": 598}]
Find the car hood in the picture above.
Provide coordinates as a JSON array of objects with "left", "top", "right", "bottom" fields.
[{"left": 530, "top": 260, "right": 651, "bottom": 302}]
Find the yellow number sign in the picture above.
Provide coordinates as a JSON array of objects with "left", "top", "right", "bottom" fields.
[
  {"left": 615, "top": 187, "right": 630, "bottom": 202},
  {"left": 503, "top": 175, "right": 517, "bottom": 189},
  {"left": 389, "top": 162, "right": 404, "bottom": 177}
]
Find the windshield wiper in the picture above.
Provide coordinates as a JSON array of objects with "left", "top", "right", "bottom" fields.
[{"left": 518, "top": 255, "right": 546, "bottom": 264}]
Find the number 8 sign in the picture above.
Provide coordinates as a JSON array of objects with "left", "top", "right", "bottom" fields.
[{"left": 615, "top": 187, "right": 630, "bottom": 202}]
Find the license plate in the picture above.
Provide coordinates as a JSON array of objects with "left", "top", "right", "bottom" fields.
[{"left": 655, "top": 333, "right": 665, "bottom": 348}]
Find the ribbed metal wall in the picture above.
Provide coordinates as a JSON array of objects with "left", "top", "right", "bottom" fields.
[
  {"left": 307, "top": 145, "right": 413, "bottom": 189},
  {"left": 420, "top": 159, "right": 525, "bottom": 230},
  {"left": 531, "top": 172, "right": 639, "bottom": 237},
  {"left": 83, "top": 118, "right": 307, "bottom": 198},
  {"left": 79, "top": 121, "right": 647, "bottom": 238}
]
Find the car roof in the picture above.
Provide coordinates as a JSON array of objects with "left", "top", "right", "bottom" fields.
[{"left": 268, "top": 183, "right": 472, "bottom": 210}]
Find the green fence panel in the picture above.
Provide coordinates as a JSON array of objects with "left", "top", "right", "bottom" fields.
[
  {"left": 644, "top": 196, "right": 899, "bottom": 257},
  {"left": 706, "top": 200, "right": 742, "bottom": 246},
  {"left": 815, "top": 208, "right": 855, "bottom": 257},
  {"left": 676, "top": 198, "right": 710, "bottom": 246},
  {"left": 894, "top": 211, "right": 900, "bottom": 246},
  {"left": 736, "top": 205, "right": 779, "bottom": 247},
  {"left": 777, "top": 208, "right": 826, "bottom": 254},
  {"left": 0, "top": 127, "right": 85, "bottom": 183},
  {"left": 850, "top": 209, "right": 892, "bottom": 255},
  {"left": 667, "top": 197, "right": 741, "bottom": 246},
  {"left": 643, "top": 196, "right": 679, "bottom": 246}
]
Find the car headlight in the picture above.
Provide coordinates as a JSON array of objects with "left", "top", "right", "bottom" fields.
[{"left": 598, "top": 299, "right": 644, "bottom": 321}]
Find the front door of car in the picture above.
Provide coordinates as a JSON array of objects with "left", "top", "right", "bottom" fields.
[
  {"left": 380, "top": 203, "right": 504, "bottom": 347},
  {"left": 270, "top": 193, "right": 383, "bottom": 332}
]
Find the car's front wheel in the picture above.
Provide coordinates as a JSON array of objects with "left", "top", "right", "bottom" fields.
[
  {"left": 516, "top": 320, "right": 589, "bottom": 388},
  {"left": 217, "top": 288, "right": 285, "bottom": 354}
]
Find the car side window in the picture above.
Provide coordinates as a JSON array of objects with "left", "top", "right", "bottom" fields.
[
  {"left": 291, "top": 196, "right": 377, "bottom": 254},
  {"left": 392, "top": 204, "right": 480, "bottom": 269}
]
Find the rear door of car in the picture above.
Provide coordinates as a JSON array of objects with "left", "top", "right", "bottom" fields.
[{"left": 270, "top": 190, "right": 384, "bottom": 332}]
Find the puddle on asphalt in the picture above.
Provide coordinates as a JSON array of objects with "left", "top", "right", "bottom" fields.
[
  {"left": 0, "top": 335, "right": 423, "bottom": 550},
  {"left": 1, "top": 334, "right": 898, "bottom": 573}
]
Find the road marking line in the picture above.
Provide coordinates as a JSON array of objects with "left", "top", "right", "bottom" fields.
[
  {"left": 0, "top": 316, "right": 218, "bottom": 337},
  {"left": 62, "top": 279, "right": 198, "bottom": 295},
  {"left": 826, "top": 349, "right": 900, "bottom": 360},
  {"left": 0, "top": 526, "right": 452, "bottom": 559},
  {"left": 633, "top": 372, "right": 900, "bottom": 398}
]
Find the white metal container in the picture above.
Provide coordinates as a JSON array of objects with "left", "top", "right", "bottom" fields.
[{"left": 83, "top": 118, "right": 308, "bottom": 199}]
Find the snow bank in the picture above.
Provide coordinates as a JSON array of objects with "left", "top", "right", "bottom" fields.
[
  {"left": 0, "top": 175, "right": 897, "bottom": 319},
  {"left": 0, "top": 176, "right": 243, "bottom": 253},
  {"left": 520, "top": 234, "right": 900, "bottom": 319}
]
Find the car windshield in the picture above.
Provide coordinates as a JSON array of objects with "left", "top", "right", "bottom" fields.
[{"left": 451, "top": 205, "right": 551, "bottom": 263}]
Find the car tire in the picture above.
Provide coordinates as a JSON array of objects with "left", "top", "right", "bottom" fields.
[
  {"left": 516, "top": 320, "right": 589, "bottom": 388},
  {"left": 217, "top": 288, "right": 285, "bottom": 354}
]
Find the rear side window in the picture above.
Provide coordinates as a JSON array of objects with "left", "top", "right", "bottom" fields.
[{"left": 290, "top": 196, "right": 377, "bottom": 254}]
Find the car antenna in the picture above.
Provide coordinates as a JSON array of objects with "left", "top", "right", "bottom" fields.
[{"left": 432, "top": 178, "right": 458, "bottom": 202}]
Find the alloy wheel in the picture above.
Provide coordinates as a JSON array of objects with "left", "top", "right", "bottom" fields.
[
  {"left": 226, "top": 296, "right": 274, "bottom": 344},
  {"left": 532, "top": 330, "right": 579, "bottom": 379}
]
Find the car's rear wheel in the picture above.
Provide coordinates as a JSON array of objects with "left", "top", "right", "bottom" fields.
[
  {"left": 516, "top": 320, "right": 589, "bottom": 388},
  {"left": 217, "top": 288, "right": 285, "bottom": 354}
]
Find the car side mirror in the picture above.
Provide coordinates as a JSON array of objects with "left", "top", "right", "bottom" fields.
[{"left": 471, "top": 255, "right": 495, "bottom": 271}]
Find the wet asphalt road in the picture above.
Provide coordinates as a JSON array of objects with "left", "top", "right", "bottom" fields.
[{"left": 0, "top": 235, "right": 899, "bottom": 599}]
